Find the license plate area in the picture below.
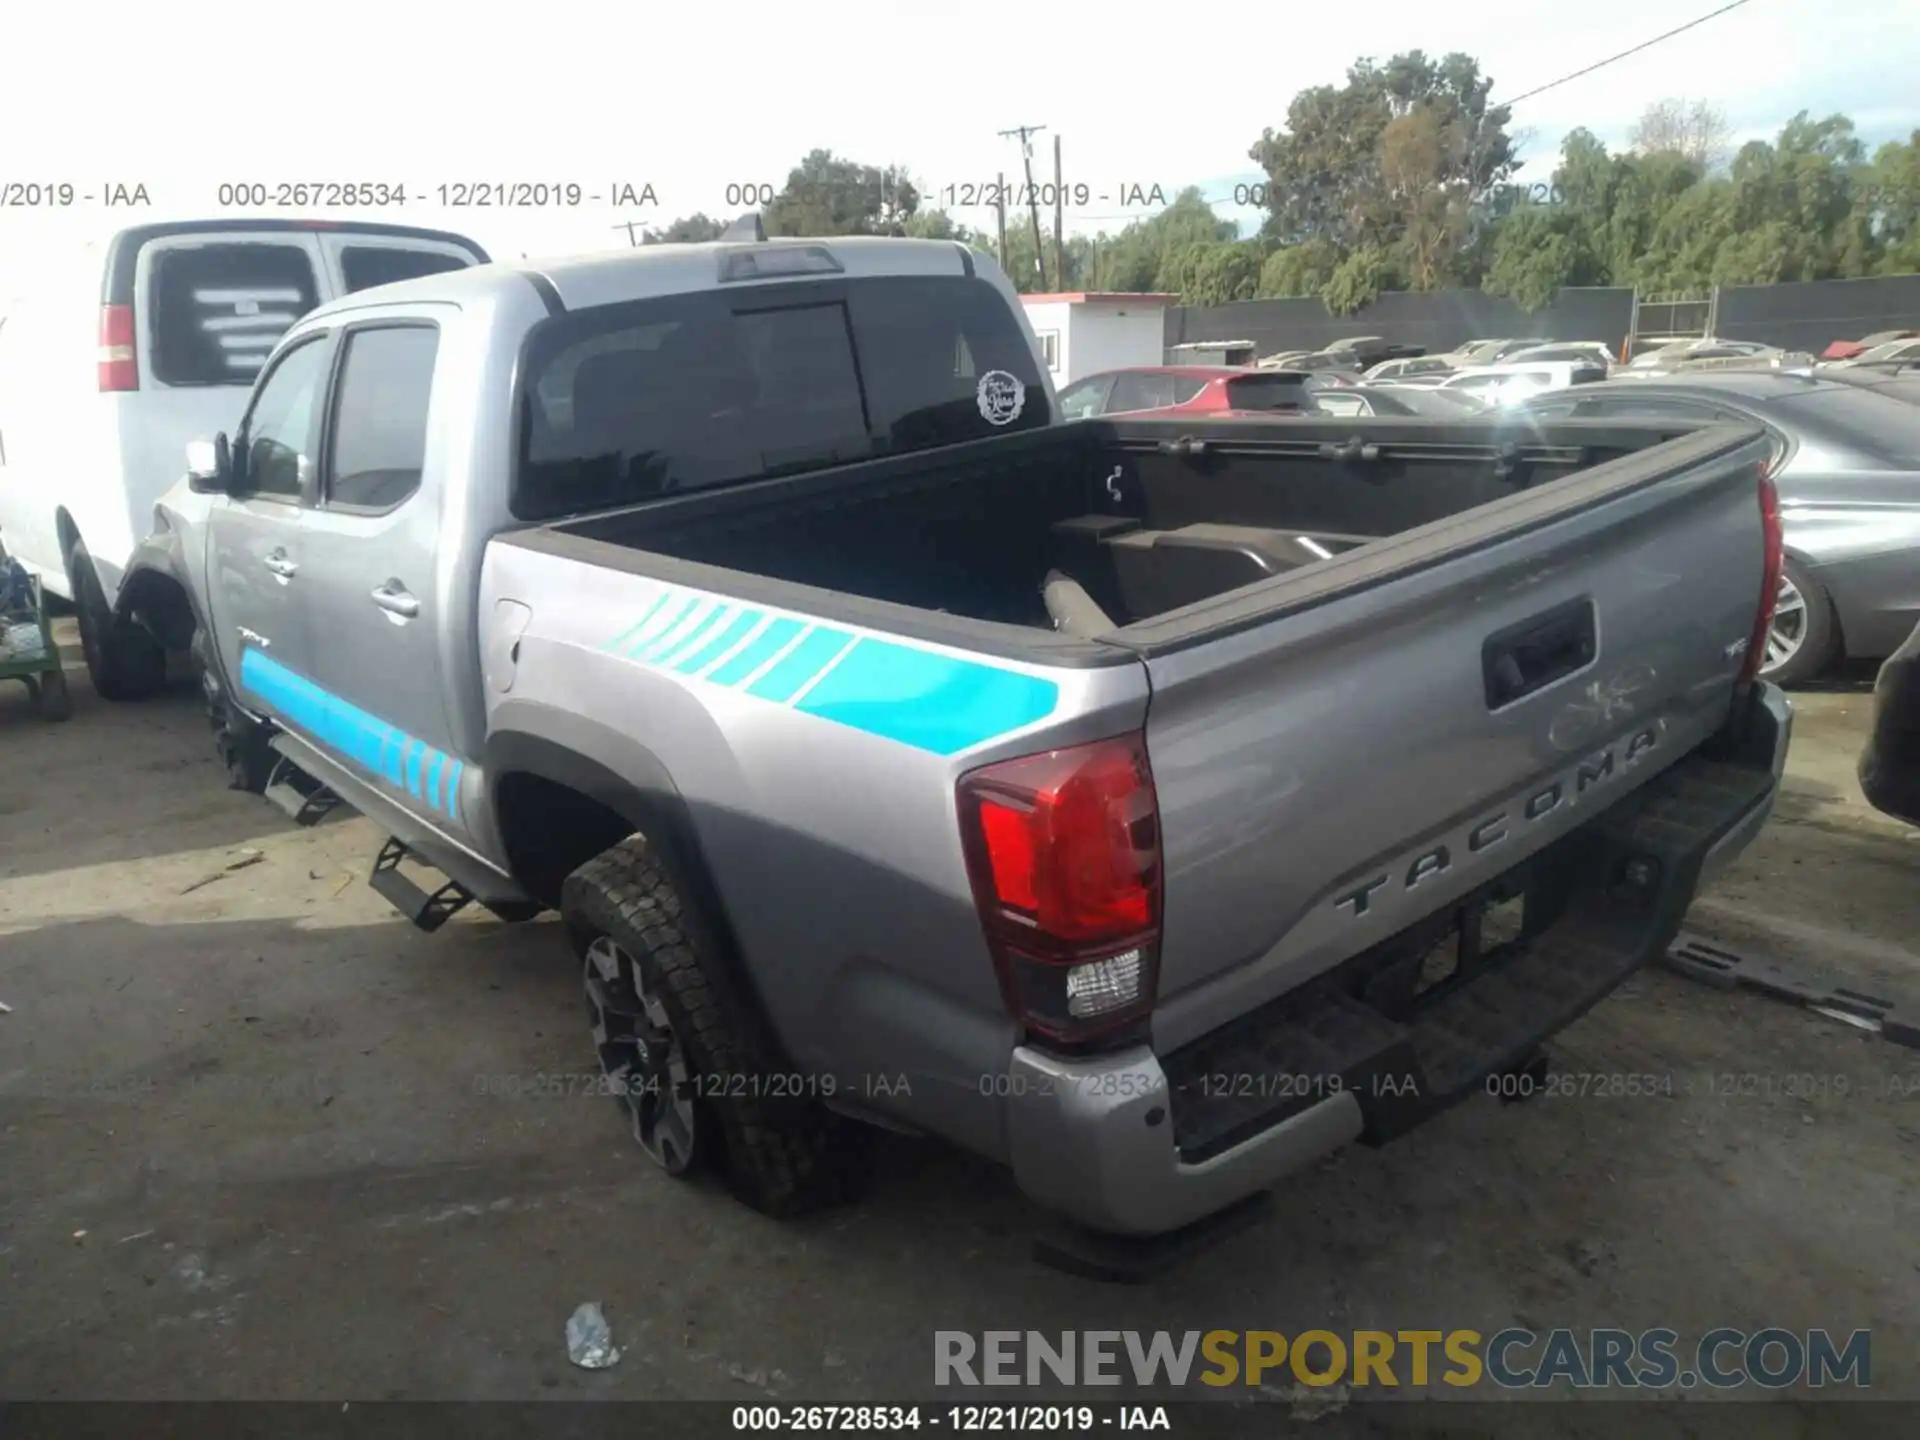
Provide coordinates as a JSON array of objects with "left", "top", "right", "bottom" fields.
[{"left": 1358, "top": 873, "right": 1546, "bottom": 1023}]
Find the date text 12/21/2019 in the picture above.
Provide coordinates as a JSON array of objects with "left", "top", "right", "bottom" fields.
[
  {"left": 731, "top": 1405, "right": 1172, "bottom": 1431},
  {"left": 212, "top": 182, "right": 660, "bottom": 209}
]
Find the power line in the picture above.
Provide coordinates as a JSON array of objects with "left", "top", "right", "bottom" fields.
[{"left": 1495, "top": 0, "right": 1759, "bottom": 108}]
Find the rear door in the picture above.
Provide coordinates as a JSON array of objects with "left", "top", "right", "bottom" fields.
[
  {"left": 291, "top": 314, "right": 463, "bottom": 826},
  {"left": 316, "top": 233, "right": 483, "bottom": 296},
  {"left": 206, "top": 330, "right": 334, "bottom": 718}
]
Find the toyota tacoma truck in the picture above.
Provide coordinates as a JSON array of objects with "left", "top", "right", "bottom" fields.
[{"left": 126, "top": 223, "right": 1794, "bottom": 1258}]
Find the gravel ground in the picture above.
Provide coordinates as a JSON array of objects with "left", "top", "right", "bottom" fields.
[{"left": 1, "top": 627, "right": 1915, "bottom": 1419}]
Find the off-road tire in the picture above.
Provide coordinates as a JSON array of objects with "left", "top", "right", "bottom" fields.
[
  {"left": 67, "top": 539, "right": 167, "bottom": 701},
  {"left": 561, "top": 835, "right": 863, "bottom": 1218},
  {"left": 192, "top": 628, "right": 274, "bottom": 792}
]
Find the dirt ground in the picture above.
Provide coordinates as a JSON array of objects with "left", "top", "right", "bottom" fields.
[{"left": 1, "top": 622, "right": 1916, "bottom": 1415}]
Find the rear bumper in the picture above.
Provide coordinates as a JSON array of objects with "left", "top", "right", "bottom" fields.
[{"left": 1004, "top": 684, "right": 1789, "bottom": 1237}]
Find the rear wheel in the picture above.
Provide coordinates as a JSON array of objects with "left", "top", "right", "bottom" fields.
[
  {"left": 1759, "top": 557, "right": 1838, "bottom": 687},
  {"left": 66, "top": 539, "right": 167, "bottom": 701},
  {"left": 562, "top": 835, "right": 862, "bottom": 1217}
]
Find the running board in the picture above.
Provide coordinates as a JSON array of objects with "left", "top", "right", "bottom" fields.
[
  {"left": 369, "top": 837, "right": 474, "bottom": 933},
  {"left": 263, "top": 743, "right": 343, "bottom": 826}
]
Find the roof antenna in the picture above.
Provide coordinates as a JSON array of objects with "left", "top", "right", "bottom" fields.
[{"left": 721, "top": 212, "right": 767, "bottom": 242}]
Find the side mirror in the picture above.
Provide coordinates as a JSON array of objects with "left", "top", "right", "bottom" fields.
[{"left": 187, "top": 433, "right": 232, "bottom": 494}]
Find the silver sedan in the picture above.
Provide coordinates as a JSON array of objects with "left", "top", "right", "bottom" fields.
[{"left": 1516, "top": 373, "right": 1920, "bottom": 685}]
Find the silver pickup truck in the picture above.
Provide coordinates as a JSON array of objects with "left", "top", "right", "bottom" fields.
[{"left": 126, "top": 227, "right": 1793, "bottom": 1261}]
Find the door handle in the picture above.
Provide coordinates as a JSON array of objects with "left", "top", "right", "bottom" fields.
[
  {"left": 371, "top": 582, "right": 420, "bottom": 619},
  {"left": 264, "top": 550, "right": 298, "bottom": 579}
]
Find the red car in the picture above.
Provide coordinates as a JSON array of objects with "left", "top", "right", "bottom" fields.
[{"left": 1056, "top": 365, "right": 1342, "bottom": 420}]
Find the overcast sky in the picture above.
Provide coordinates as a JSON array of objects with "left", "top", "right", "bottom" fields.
[{"left": 1, "top": 0, "right": 1916, "bottom": 275}]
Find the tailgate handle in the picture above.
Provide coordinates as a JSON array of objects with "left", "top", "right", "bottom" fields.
[{"left": 1483, "top": 598, "right": 1597, "bottom": 709}]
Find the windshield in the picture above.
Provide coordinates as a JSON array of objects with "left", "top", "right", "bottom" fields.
[{"left": 514, "top": 274, "right": 1050, "bottom": 520}]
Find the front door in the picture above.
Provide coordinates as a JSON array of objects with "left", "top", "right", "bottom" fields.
[
  {"left": 205, "top": 332, "right": 334, "bottom": 723},
  {"left": 291, "top": 317, "right": 463, "bottom": 828}
]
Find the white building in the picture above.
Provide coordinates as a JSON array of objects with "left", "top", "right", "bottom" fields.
[{"left": 1019, "top": 292, "right": 1179, "bottom": 386}]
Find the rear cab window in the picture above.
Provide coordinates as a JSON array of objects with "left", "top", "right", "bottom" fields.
[
  {"left": 146, "top": 242, "right": 321, "bottom": 387},
  {"left": 515, "top": 274, "right": 1051, "bottom": 521}
]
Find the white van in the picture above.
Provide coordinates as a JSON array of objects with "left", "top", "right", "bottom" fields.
[{"left": 0, "top": 219, "right": 488, "bottom": 697}]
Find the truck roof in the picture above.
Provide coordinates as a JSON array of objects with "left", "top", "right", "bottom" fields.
[{"left": 301, "top": 235, "right": 986, "bottom": 321}]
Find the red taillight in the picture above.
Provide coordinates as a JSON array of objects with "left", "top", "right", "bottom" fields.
[
  {"left": 1740, "top": 467, "right": 1785, "bottom": 684},
  {"left": 97, "top": 304, "right": 138, "bottom": 392},
  {"left": 957, "top": 733, "right": 1162, "bottom": 1045}
]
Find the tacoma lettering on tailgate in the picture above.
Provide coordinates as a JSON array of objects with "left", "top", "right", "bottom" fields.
[{"left": 1335, "top": 723, "right": 1662, "bottom": 919}]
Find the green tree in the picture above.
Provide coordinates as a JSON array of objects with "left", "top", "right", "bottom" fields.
[
  {"left": 1862, "top": 132, "right": 1920, "bottom": 273},
  {"left": 1257, "top": 238, "right": 1341, "bottom": 297},
  {"left": 1322, "top": 245, "right": 1397, "bottom": 315},
  {"left": 1482, "top": 206, "right": 1582, "bottom": 309},
  {"left": 901, "top": 209, "right": 978, "bottom": 243},
  {"left": 640, "top": 213, "right": 727, "bottom": 243},
  {"left": 765, "top": 150, "right": 920, "bottom": 236},
  {"left": 1248, "top": 51, "right": 1519, "bottom": 255}
]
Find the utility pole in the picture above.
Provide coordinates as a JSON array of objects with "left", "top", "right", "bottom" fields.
[
  {"left": 611, "top": 220, "right": 645, "bottom": 247},
  {"left": 999, "top": 124, "right": 1048, "bottom": 291},
  {"left": 1052, "top": 134, "right": 1066, "bottom": 292},
  {"left": 994, "top": 171, "right": 1008, "bottom": 275}
]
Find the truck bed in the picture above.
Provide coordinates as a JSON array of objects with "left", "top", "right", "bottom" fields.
[
  {"left": 503, "top": 411, "right": 1776, "bottom": 1050},
  {"left": 535, "top": 413, "right": 1753, "bottom": 649}
]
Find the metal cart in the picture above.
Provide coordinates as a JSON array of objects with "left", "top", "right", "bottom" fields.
[{"left": 0, "top": 537, "right": 72, "bottom": 721}]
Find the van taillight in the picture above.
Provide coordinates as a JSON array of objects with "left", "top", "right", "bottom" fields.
[
  {"left": 957, "top": 734, "right": 1162, "bottom": 1046},
  {"left": 98, "top": 304, "right": 137, "bottom": 392},
  {"left": 1739, "top": 466, "right": 1784, "bottom": 685}
]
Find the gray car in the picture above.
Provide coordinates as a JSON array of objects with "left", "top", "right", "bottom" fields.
[
  {"left": 118, "top": 233, "right": 1789, "bottom": 1253},
  {"left": 1518, "top": 373, "right": 1920, "bottom": 685}
]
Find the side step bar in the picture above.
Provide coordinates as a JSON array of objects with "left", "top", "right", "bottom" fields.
[
  {"left": 263, "top": 745, "right": 343, "bottom": 827},
  {"left": 369, "top": 837, "right": 475, "bottom": 933},
  {"left": 261, "top": 728, "right": 543, "bottom": 928}
]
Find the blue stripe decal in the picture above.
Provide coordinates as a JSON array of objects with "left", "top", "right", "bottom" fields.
[
  {"left": 238, "top": 649, "right": 472, "bottom": 824},
  {"left": 602, "top": 586, "right": 1064, "bottom": 755},
  {"left": 635, "top": 598, "right": 706, "bottom": 661},
  {"left": 602, "top": 593, "right": 672, "bottom": 653},
  {"left": 794, "top": 639, "right": 1061, "bottom": 756},
  {"left": 706, "top": 617, "right": 805, "bottom": 686},
  {"left": 657, "top": 604, "right": 733, "bottom": 667},
  {"left": 672, "top": 608, "right": 763, "bottom": 674},
  {"left": 745, "top": 627, "right": 852, "bottom": 703}
]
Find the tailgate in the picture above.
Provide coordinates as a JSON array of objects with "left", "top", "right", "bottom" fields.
[{"left": 1132, "top": 423, "right": 1774, "bottom": 1050}]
